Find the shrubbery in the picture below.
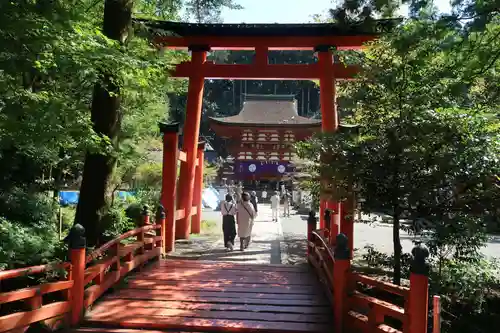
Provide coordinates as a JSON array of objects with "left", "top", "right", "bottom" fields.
[{"left": 361, "top": 247, "right": 500, "bottom": 333}]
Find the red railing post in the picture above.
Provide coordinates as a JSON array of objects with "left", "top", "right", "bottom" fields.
[
  {"left": 159, "top": 122, "right": 180, "bottom": 253},
  {"left": 191, "top": 141, "right": 205, "bottom": 234},
  {"left": 333, "top": 233, "right": 351, "bottom": 333},
  {"left": 324, "top": 209, "right": 331, "bottom": 242},
  {"left": 340, "top": 200, "right": 354, "bottom": 258},
  {"left": 409, "top": 244, "right": 430, "bottom": 333},
  {"left": 433, "top": 295, "right": 441, "bottom": 333},
  {"left": 156, "top": 204, "right": 166, "bottom": 253},
  {"left": 67, "top": 224, "right": 86, "bottom": 326},
  {"left": 142, "top": 205, "right": 150, "bottom": 225},
  {"left": 307, "top": 211, "right": 317, "bottom": 257}
]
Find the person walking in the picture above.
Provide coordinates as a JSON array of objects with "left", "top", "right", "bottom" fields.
[
  {"left": 250, "top": 191, "right": 258, "bottom": 214},
  {"left": 270, "top": 191, "right": 280, "bottom": 222},
  {"left": 221, "top": 194, "right": 237, "bottom": 251},
  {"left": 283, "top": 191, "right": 291, "bottom": 217},
  {"left": 237, "top": 192, "right": 256, "bottom": 251},
  {"left": 235, "top": 182, "right": 243, "bottom": 203},
  {"left": 261, "top": 189, "right": 268, "bottom": 202}
]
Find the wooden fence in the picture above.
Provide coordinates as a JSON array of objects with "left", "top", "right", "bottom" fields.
[
  {"left": 308, "top": 227, "right": 433, "bottom": 333},
  {"left": 0, "top": 209, "right": 164, "bottom": 333}
]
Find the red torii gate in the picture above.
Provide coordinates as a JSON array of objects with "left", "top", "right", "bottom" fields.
[{"left": 145, "top": 20, "right": 394, "bottom": 250}]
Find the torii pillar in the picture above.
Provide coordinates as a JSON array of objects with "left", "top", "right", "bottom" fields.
[
  {"left": 316, "top": 45, "right": 341, "bottom": 233},
  {"left": 176, "top": 45, "right": 209, "bottom": 240}
]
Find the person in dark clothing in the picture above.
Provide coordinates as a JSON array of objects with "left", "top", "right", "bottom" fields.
[
  {"left": 221, "top": 194, "right": 237, "bottom": 251},
  {"left": 250, "top": 191, "right": 258, "bottom": 214}
]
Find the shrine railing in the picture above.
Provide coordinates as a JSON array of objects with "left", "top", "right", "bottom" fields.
[
  {"left": 307, "top": 229, "right": 431, "bottom": 333},
  {"left": 0, "top": 207, "right": 165, "bottom": 333}
]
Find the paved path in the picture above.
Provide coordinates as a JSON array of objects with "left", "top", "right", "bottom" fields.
[
  {"left": 168, "top": 204, "right": 500, "bottom": 264},
  {"left": 168, "top": 204, "right": 307, "bottom": 265}
]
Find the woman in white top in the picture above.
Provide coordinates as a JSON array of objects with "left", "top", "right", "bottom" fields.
[
  {"left": 237, "top": 192, "right": 256, "bottom": 251},
  {"left": 221, "top": 194, "right": 237, "bottom": 251},
  {"left": 270, "top": 191, "right": 280, "bottom": 222}
]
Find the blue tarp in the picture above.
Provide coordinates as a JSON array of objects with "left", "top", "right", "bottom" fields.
[
  {"left": 202, "top": 187, "right": 219, "bottom": 210},
  {"left": 59, "top": 191, "right": 79, "bottom": 206},
  {"left": 59, "top": 189, "right": 219, "bottom": 209}
]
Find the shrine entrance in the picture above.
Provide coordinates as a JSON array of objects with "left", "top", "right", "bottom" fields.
[
  {"left": 145, "top": 20, "right": 392, "bottom": 250},
  {"left": 0, "top": 20, "right": 432, "bottom": 333}
]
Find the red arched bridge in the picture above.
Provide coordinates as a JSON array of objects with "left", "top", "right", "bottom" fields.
[{"left": 0, "top": 207, "right": 433, "bottom": 333}]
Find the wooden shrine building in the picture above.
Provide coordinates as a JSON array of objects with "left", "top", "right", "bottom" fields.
[{"left": 210, "top": 94, "right": 320, "bottom": 188}]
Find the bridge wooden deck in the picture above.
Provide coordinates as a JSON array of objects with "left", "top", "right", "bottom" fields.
[{"left": 76, "top": 259, "right": 333, "bottom": 333}]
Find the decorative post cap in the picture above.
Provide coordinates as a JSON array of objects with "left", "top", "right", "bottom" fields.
[
  {"left": 66, "top": 223, "right": 86, "bottom": 249},
  {"left": 197, "top": 140, "right": 206, "bottom": 150},
  {"left": 334, "top": 233, "right": 350, "bottom": 260},
  {"left": 156, "top": 204, "right": 166, "bottom": 220},
  {"left": 338, "top": 123, "right": 361, "bottom": 135},
  {"left": 188, "top": 44, "right": 211, "bottom": 52},
  {"left": 142, "top": 205, "right": 150, "bottom": 216},
  {"left": 307, "top": 211, "right": 317, "bottom": 226},
  {"left": 314, "top": 45, "right": 337, "bottom": 52},
  {"left": 411, "top": 243, "right": 430, "bottom": 275},
  {"left": 158, "top": 122, "right": 180, "bottom": 134}
]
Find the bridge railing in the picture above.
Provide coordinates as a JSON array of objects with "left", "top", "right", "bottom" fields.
[
  {"left": 0, "top": 207, "right": 165, "bottom": 333},
  {"left": 307, "top": 230, "right": 431, "bottom": 333}
]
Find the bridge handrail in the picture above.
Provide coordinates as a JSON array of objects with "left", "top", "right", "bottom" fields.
[
  {"left": 308, "top": 229, "right": 335, "bottom": 297},
  {"left": 347, "top": 273, "right": 409, "bottom": 333},
  {"left": 86, "top": 224, "right": 160, "bottom": 263},
  {"left": 0, "top": 262, "right": 71, "bottom": 281},
  {"left": 307, "top": 228, "right": 416, "bottom": 333},
  {"left": 0, "top": 217, "right": 164, "bottom": 333}
]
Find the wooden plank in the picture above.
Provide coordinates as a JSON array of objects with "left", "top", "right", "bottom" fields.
[
  {"left": 120, "top": 247, "right": 160, "bottom": 276},
  {"left": 117, "top": 242, "right": 143, "bottom": 257},
  {"left": 178, "top": 151, "right": 187, "bottom": 162},
  {"left": 84, "top": 271, "right": 121, "bottom": 308},
  {"left": 353, "top": 274, "right": 409, "bottom": 298},
  {"left": 131, "top": 272, "right": 317, "bottom": 285},
  {"left": 160, "top": 260, "right": 310, "bottom": 272},
  {"left": 346, "top": 310, "right": 403, "bottom": 333},
  {"left": 90, "top": 299, "right": 331, "bottom": 315},
  {"left": 127, "top": 279, "right": 318, "bottom": 294},
  {"left": 175, "top": 209, "right": 185, "bottom": 221},
  {"left": 85, "top": 315, "right": 331, "bottom": 333},
  {"left": 69, "top": 329, "right": 182, "bottom": 333},
  {"left": 85, "top": 256, "right": 118, "bottom": 285},
  {"left": 88, "top": 306, "right": 331, "bottom": 324},
  {"left": 123, "top": 289, "right": 321, "bottom": 301},
  {"left": 147, "top": 266, "right": 312, "bottom": 277},
  {"left": 0, "top": 281, "right": 73, "bottom": 304},
  {"left": 106, "top": 289, "right": 329, "bottom": 306},
  {"left": 349, "top": 291, "right": 405, "bottom": 321},
  {"left": 0, "top": 301, "right": 70, "bottom": 332}
]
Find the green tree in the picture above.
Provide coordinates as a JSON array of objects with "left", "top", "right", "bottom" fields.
[{"left": 297, "top": 12, "right": 500, "bottom": 285}]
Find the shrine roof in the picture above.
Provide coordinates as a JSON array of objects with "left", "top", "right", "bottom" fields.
[
  {"left": 134, "top": 19, "right": 400, "bottom": 37},
  {"left": 210, "top": 94, "right": 322, "bottom": 127}
]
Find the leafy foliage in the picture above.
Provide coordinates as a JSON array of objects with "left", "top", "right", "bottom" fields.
[{"left": 0, "top": 0, "right": 242, "bottom": 264}]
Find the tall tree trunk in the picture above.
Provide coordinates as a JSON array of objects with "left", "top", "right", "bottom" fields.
[
  {"left": 392, "top": 211, "right": 402, "bottom": 285},
  {"left": 74, "top": 0, "right": 133, "bottom": 247},
  {"left": 389, "top": 128, "right": 403, "bottom": 285}
]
